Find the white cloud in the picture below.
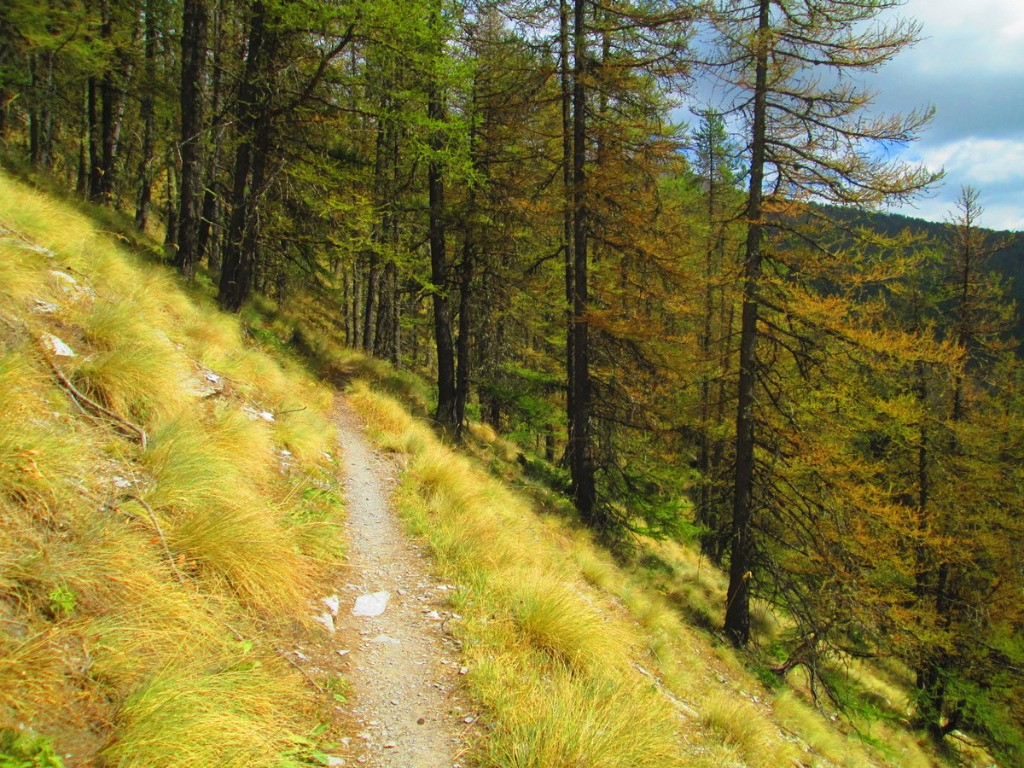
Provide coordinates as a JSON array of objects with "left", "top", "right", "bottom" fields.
[
  {"left": 873, "top": 1, "right": 1024, "bottom": 229},
  {"left": 900, "top": 0, "right": 1024, "bottom": 71},
  {"left": 982, "top": 203, "right": 1024, "bottom": 231},
  {"left": 914, "top": 137, "right": 1024, "bottom": 186}
]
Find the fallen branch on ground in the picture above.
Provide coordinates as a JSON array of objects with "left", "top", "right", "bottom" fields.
[{"left": 44, "top": 354, "right": 148, "bottom": 449}]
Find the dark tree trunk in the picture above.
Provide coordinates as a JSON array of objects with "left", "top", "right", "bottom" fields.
[
  {"left": 374, "top": 260, "right": 398, "bottom": 363},
  {"left": 362, "top": 256, "right": 380, "bottom": 352},
  {"left": 368, "top": 86, "right": 397, "bottom": 359},
  {"left": 164, "top": 147, "right": 178, "bottom": 251},
  {"left": 87, "top": 75, "right": 103, "bottom": 201},
  {"left": 559, "top": 0, "right": 575, "bottom": 469},
  {"left": 135, "top": 0, "right": 158, "bottom": 231},
  {"left": 342, "top": 266, "right": 353, "bottom": 346},
  {"left": 94, "top": 0, "right": 116, "bottom": 202},
  {"left": 454, "top": 237, "right": 473, "bottom": 437},
  {"left": 725, "top": 0, "right": 770, "bottom": 649},
  {"left": 28, "top": 55, "right": 41, "bottom": 165},
  {"left": 221, "top": 109, "right": 270, "bottom": 311},
  {"left": 176, "top": 0, "right": 209, "bottom": 278},
  {"left": 28, "top": 53, "right": 55, "bottom": 168},
  {"left": 219, "top": 139, "right": 254, "bottom": 310},
  {"left": 108, "top": 25, "right": 137, "bottom": 200},
  {"left": 429, "top": 76, "right": 458, "bottom": 433},
  {"left": 76, "top": 119, "right": 88, "bottom": 196},
  {"left": 198, "top": 1, "right": 224, "bottom": 268},
  {"left": 218, "top": 1, "right": 271, "bottom": 312},
  {"left": 569, "top": 0, "right": 597, "bottom": 526}
]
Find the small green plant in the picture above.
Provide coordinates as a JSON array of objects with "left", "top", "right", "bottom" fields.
[
  {"left": 324, "top": 675, "right": 351, "bottom": 704},
  {"left": 0, "top": 729, "right": 64, "bottom": 768},
  {"left": 47, "top": 586, "right": 75, "bottom": 617},
  {"left": 279, "top": 723, "right": 337, "bottom": 768}
]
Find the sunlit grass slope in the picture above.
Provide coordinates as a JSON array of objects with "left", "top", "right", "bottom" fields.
[
  {"left": 347, "top": 383, "right": 994, "bottom": 768},
  {"left": 0, "top": 171, "right": 343, "bottom": 766}
]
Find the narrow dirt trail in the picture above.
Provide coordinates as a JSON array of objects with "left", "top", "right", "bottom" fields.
[{"left": 326, "top": 399, "right": 472, "bottom": 767}]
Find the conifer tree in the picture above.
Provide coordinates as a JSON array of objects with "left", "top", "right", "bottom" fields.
[
  {"left": 174, "top": 0, "right": 208, "bottom": 278},
  {"left": 709, "top": 0, "right": 937, "bottom": 647},
  {"left": 562, "top": 0, "right": 691, "bottom": 534},
  {"left": 690, "top": 108, "right": 741, "bottom": 560}
]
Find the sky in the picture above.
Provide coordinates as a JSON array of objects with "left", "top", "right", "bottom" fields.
[{"left": 869, "top": 0, "right": 1024, "bottom": 230}]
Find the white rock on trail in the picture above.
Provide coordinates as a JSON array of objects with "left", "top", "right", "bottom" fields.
[
  {"left": 352, "top": 591, "right": 390, "bottom": 617},
  {"left": 322, "top": 594, "right": 342, "bottom": 616}
]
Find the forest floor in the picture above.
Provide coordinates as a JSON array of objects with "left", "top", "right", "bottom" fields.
[{"left": 287, "top": 398, "right": 475, "bottom": 767}]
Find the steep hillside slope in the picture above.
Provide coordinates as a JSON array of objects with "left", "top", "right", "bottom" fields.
[
  {"left": 0, "top": 171, "right": 1001, "bottom": 768},
  {"left": 342, "top": 384, "right": 985, "bottom": 768},
  {"left": 0, "top": 171, "right": 345, "bottom": 766}
]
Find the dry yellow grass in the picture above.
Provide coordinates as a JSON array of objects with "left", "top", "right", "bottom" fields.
[
  {"left": 347, "top": 378, "right": 991, "bottom": 768},
  {"left": 0, "top": 169, "right": 344, "bottom": 765},
  {"left": 1, "top": 166, "right": 991, "bottom": 768}
]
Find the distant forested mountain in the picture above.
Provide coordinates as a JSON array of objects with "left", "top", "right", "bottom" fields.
[{"left": 825, "top": 205, "right": 1024, "bottom": 342}]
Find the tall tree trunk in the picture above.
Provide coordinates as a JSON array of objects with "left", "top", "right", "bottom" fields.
[
  {"left": 342, "top": 266, "right": 352, "bottom": 346},
  {"left": 87, "top": 75, "right": 103, "bottom": 201},
  {"left": 374, "top": 260, "right": 398, "bottom": 363},
  {"left": 223, "top": 110, "right": 270, "bottom": 311},
  {"left": 454, "top": 236, "right": 473, "bottom": 436},
  {"left": 96, "top": 0, "right": 116, "bottom": 202},
  {"left": 362, "top": 255, "right": 379, "bottom": 352},
  {"left": 368, "top": 87, "right": 396, "bottom": 358},
  {"left": 108, "top": 23, "right": 139, "bottom": 201},
  {"left": 569, "top": 0, "right": 597, "bottom": 526},
  {"left": 76, "top": 98, "right": 89, "bottom": 197},
  {"left": 198, "top": 1, "right": 224, "bottom": 268},
  {"left": 218, "top": 1, "right": 270, "bottom": 312},
  {"left": 176, "top": 0, "right": 209, "bottom": 278},
  {"left": 559, "top": 0, "right": 575, "bottom": 469},
  {"left": 351, "top": 265, "right": 363, "bottom": 348},
  {"left": 725, "top": 0, "right": 770, "bottom": 649},
  {"left": 28, "top": 53, "right": 55, "bottom": 168},
  {"left": 135, "top": 0, "right": 158, "bottom": 231},
  {"left": 430, "top": 75, "right": 458, "bottom": 433}
]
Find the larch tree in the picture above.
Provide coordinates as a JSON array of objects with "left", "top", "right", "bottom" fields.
[
  {"left": 707, "top": 0, "right": 938, "bottom": 647},
  {"left": 910, "top": 188, "right": 1022, "bottom": 747},
  {"left": 217, "top": 0, "right": 356, "bottom": 312},
  {"left": 563, "top": 0, "right": 691, "bottom": 534},
  {"left": 174, "top": 0, "right": 207, "bottom": 279}
]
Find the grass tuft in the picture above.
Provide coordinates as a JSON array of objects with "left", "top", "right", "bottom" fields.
[
  {"left": 104, "top": 659, "right": 309, "bottom": 768},
  {"left": 0, "top": 169, "right": 343, "bottom": 765},
  {"left": 480, "top": 666, "right": 687, "bottom": 768},
  {"left": 142, "top": 415, "right": 308, "bottom": 612}
]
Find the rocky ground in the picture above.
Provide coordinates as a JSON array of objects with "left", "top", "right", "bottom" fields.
[{"left": 286, "top": 400, "right": 474, "bottom": 768}]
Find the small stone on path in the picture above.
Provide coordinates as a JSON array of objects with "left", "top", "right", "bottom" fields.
[
  {"left": 322, "top": 595, "right": 342, "bottom": 616},
  {"left": 353, "top": 591, "right": 390, "bottom": 617}
]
